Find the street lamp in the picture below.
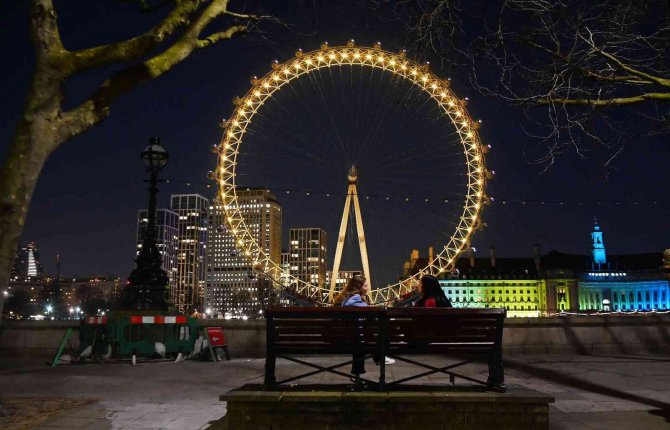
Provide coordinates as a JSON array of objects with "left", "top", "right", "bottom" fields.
[{"left": 121, "top": 137, "right": 171, "bottom": 311}]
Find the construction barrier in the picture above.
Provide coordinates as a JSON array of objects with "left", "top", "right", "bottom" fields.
[
  {"left": 79, "top": 316, "right": 111, "bottom": 357},
  {"left": 114, "top": 315, "right": 197, "bottom": 356}
]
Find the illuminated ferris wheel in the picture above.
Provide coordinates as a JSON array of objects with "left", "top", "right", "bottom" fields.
[{"left": 214, "top": 40, "right": 489, "bottom": 305}]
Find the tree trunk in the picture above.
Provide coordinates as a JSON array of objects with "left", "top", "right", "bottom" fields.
[{"left": 0, "top": 65, "right": 63, "bottom": 321}]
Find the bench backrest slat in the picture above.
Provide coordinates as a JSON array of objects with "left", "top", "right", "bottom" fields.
[{"left": 266, "top": 307, "right": 505, "bottom": 354}]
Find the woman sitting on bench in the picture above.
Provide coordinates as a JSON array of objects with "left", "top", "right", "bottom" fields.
[
  {"left": 332, "top": 275, "right": 394, "bottom": 382},
  {"left": 415, "top": 275, "right": 453, "bottom": 308}
]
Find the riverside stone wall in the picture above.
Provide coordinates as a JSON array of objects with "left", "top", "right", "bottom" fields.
[{"left": 1, "top": 314, "right": 668, "bottom": 357}]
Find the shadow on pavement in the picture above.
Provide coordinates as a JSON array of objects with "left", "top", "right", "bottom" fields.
[{"left": 506, "top": 358, "right": 670, "bottom": 423}]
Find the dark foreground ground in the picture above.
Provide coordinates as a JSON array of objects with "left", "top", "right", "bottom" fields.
[{"left": 1, "top": 353, "right": 669, "bottom": 429}]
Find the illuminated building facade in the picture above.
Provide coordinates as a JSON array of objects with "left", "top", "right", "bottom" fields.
[
  {"left": 171, "top": 194, "right": 208, "bottom": 313},
  {"left": 136, "top": 208, "right": 179, "bottom": 287},
  {"left": 279, "top": 252, "right": 291, "bottom": 287},
  {"left": 591, "top": 219, "right": 607, "bottom": 269},
  {"left": 289, "top": 228, "right": 327, "bottom": 288},
  {"left": 574, "top": 222, "right": 669, "bottom": 310},
  {"left": 438, "top": 249, "right": 547, "bottom": 318},
  {"left": 430, "top": 221, "right": 669, "bottom": 316},
  {"left": 205, "top": 189, "right": 282, "bottom": 318},
  {"left": 11, "top": 241, "right": 44, "bottom": 280}
]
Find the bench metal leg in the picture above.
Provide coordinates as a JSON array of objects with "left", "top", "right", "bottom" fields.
[
  {"left": 264, "top": 353, "right": 276, "bottom": 386},
  {"left": 487, "top": 345, "right": 505, "bottom": 391},
  {"left": 264, "top": 317, "right": 276, "bottom": 387}
]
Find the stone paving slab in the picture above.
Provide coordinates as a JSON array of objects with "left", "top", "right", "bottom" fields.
[{"left": 1, "top": 353, "right": 669, "bottom": 429}]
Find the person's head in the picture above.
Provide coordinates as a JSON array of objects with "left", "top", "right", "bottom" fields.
[
  {"left": 420, "top": 275, "right": 441, "bottom": 297},
  {"left": 416, "top": 275, "right": 452, "bottom": 307},
  {"left": 333, "top": 275, "right": 368, "bottom": 304},
  {"left": 345, "top": 275, "right": 368, "bottom": 296}
]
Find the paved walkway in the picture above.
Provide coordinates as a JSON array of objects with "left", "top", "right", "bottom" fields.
[{"left": 1, "top": 353, "right": 669, "bottom": 429}]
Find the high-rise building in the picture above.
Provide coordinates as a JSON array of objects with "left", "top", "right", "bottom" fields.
[
  {"left": 171, "top": 194, "right": 209, "bottom": 313},
  {"left": 11, "top": 241, "right": 44, "bottom": 280},
  {"left": 205, "top": 188, "right": 282, "bottom": 318},
  {"left": 289, "top": 228, "right": 327, "bottom": 289},
  {"left": 279, "top": 252, "right": 291, "bottom": 287},
  {"left": 136, "top": 208, "right": 179, "bottom": 288}
]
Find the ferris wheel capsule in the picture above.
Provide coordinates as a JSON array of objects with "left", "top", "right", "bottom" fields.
[
  {"left": 295, "top": 48, "right": 303, "bottom": 57},
  {"left": 373, "top": 41, "right": 382, "bottom": 50},
  {"left": 320, "top": 41, "right": 329, "bottom": 50},
  {"left": 347, "top": 39, "right": 355, "bottom": 47}
]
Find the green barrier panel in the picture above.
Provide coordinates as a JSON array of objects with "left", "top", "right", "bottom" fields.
[
  {"left": 79, "top": 318, "right": 111, "bottom": 356},
  {"left": 113, "top": 316, "right": 197, "bottom": 356}
]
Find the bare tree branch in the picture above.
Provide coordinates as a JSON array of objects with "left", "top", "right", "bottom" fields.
[
  {"left": 388, "top": 0, "right": 670, "bottom": 169},
  {"left": 57, "top": 0, "right": 262, "bottom": 146},
  {"left": 539, "top": 92, "right": 670, "bottom": 106},
  {"left": 62, "top": 1, "right": 205, "bottom": 76}
]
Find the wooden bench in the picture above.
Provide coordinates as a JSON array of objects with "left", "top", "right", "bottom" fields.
[
  {"left": 264, "top": 307, "right": 386, "bottom": 387},
  {"left": 385, "top": 308, "right": 505, "bottom": 391},
  {"left": 264, "top": 307, "right": 506, "bottom": 391}
]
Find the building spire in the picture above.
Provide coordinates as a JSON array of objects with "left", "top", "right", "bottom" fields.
[{"left": 591, "top": 218, "right": 607, "bottom": 269}]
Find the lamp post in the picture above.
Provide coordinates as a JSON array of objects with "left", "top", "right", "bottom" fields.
[{"left": 121, "top": 137, "right": 170, "bottom": 310}]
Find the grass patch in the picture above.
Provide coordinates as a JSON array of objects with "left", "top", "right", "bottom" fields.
[{"left": 0, "top": 397, "right": 96, "bottom": 430}]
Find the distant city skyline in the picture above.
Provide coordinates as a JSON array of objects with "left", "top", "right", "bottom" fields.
[
  {"left": 2, "top": 3, "right": 668, "bottom": 284},
  {"left": 15, "top": 206, "right": 670, "bottom": 281}
]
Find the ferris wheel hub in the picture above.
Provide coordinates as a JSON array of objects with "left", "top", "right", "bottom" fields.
[{"left": 347, "top": 165, "right": 358, "bottom": 183}]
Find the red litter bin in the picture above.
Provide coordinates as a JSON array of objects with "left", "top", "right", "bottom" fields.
[{"left": 205, "top": 327, "right": 231, "bottom": 361}]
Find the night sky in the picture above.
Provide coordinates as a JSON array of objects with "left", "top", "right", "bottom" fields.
[{"left": 1, "top": 2, "right": 668, "bottom": 286}]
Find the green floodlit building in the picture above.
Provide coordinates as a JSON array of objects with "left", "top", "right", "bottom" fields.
[
  {"left": 406, "top": 221, "right": 670, "bottom": 317},
  {"left": 435, "top": 245, "right": 554, "bottom": 318}
]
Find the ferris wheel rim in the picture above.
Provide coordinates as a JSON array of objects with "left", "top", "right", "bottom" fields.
[{"left": 214, "top": 42, "right": 488, "bottom": 305}]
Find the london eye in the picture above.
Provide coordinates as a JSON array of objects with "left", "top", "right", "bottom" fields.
[{"left": 213, "top": 40, "right": 490, "bottom": 305}]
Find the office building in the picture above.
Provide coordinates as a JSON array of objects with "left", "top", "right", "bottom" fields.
[
  {"left": 289, "top": 228, "right": 327, "bottom": 289},
  {"left": 171, "top": 194, "right": 208, "bottom": 313},
  {"left": 11, "top": 241, "right": 44, "bottom": 280},
  {"left": 136, "top": 208, "right": 179, "bottom": 288},
  {"left": 205, "top": 189, "right": 282, "bottom": 318}
]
